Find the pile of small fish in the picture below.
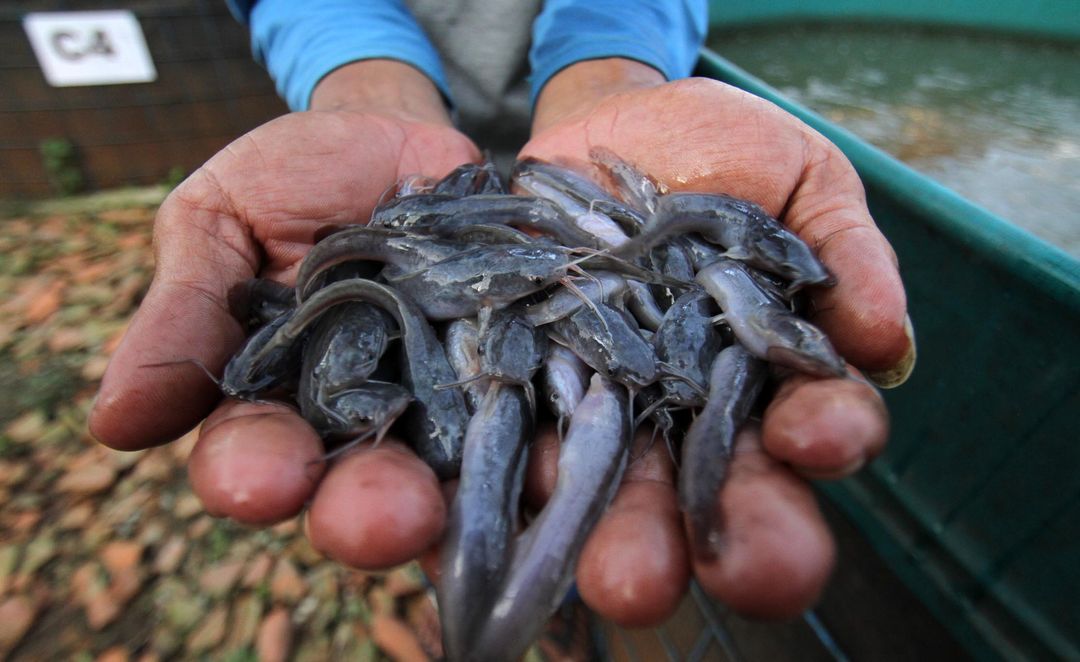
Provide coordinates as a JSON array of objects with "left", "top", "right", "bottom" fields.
[{"left": 220, "top": 149, "right": 844, "bottom": 662}]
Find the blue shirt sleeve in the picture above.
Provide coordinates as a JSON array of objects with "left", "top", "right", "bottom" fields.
[
  {"left": 229, "top": 0, "right": 451, "bottom": 111},
  {"left": 529, "top": 0, "right": 708, "bottom": 106}
]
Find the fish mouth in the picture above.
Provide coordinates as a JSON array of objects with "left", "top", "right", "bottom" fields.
[{"left": 766, "top": 346, "right": 846, "bottom": 379}]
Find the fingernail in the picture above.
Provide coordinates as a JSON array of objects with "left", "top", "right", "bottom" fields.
[{"left": 866, "top": 314, "right": 916, "bottom": 389}]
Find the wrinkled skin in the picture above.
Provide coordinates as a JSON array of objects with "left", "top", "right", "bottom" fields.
[
  {"left": 517, "top": 76, "right": 903, "bottom": 622},
  {"left": 90, "top": 76, "right": 904, "bottom": 631}
]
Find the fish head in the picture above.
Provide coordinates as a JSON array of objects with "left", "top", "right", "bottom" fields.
[{"left": 759, "top": 312, "right": 847, "bottom": 378}]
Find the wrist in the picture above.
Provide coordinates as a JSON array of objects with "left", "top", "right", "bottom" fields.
[
  {"left": 309, "top": 60, "right": 453, "bottom": 126},
  {"left": 531, "top": 58, "right": 665, "bottom": 135}
]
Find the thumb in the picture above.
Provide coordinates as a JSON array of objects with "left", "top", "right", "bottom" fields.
[{"left": 89, "top": 177, "right": 258, "bottom": 450}]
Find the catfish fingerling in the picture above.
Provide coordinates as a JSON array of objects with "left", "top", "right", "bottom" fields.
[
  {"left": 547, "top": 303, "right": 658, "bottom": 390},
  {"left": 264, "top": 278, "right": 468, "bottom": 478},
  {"left": 678, "top": 344, "right": 767, "bottom": 560},
  {"left": 470, "top": 375, "right": 630, "bottom": 662},
  {"left": 696, "top": 259, "right": 846, "bottom": 378},
  {"left": 619, "top": 192, "right": 834, "bottom": 291}
]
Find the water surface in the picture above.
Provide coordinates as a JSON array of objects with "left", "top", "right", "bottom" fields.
[{"left": 708, "top": 25, "right": 1080, "bottom": 257}]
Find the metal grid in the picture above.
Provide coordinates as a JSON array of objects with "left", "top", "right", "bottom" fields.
[
  {"left": 594, "top": 584, "right": 849, "bottom": 662},
  {"left": 0, "top": 0, "right": 286, "bottom": 196}
]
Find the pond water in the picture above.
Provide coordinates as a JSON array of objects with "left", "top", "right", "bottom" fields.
[{"left": 707, "top": 24, "right": 1080, "bottom": 258}]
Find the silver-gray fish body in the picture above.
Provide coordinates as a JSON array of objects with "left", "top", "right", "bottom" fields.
[
  {"left": 438, "top": 384, "right": 532, "bottom": 661},
  {"left": 589, "top": 146, "right": 665, "bottom": 215},
  {"left": 445, "top": 318, "right": 486, "bottom": 414},
  {"left": 624, "top": 192, "right": 834, "bottom": 290},
  {"left": 230, "top": 277, "right": 295, "bottom": 330},
  {"left": 299, "top": 302, "right": 395, "bottom": 401},
  {"left": 512, "top": 161, "right": 632, "bottom": 247},
  {"left": 372, "top": 193, "right": 596, "bottom": 248},
  {"left": 512, "top": 158, "right": 645, "bottom": 235},
  {"left": 547, "top": 303, "right": 659, "bottom": 389},
  {"left": 269, "top": 278, "right": 468, "bottom": 478},
  {"left": 478, "top": 311, "right": 547, "bottom": 388},
  {"left": 517, "top": 270, "right": 627, "bottom": 327},
  {"left": 648, "top": 240, "right": 697, "bottom": 308},
  {"left": 432, "top": 160, "right": 507, "bottom": 196},
  {"left": 221, "top": 309, "right": 299, "bottom": 399},
  {"left": 679, "top": 344, "right": 767, "bottom": 560},
  {"left": 696, "top": 259, "right": 846, "bottom": 378},
  {"left": 654, "top": 290, "right": 723, "bottom": 407},
  {"left": 295, "top": 226, "right": 468, "bottom": 300},
  {"left": 382, "top": 245, "right": 573, "bottom": 320},
  {"left": 540, "top": 343, "right": 592, "bottom": 425},
  {"left": 300, "top": 380, "right": 413, "bottom": 442},
  {"left": 626, "top": 279, "right": 666, "bottom": 332},
  {"left": 469, "top": 375, "right": 630, "bottom": 662}
]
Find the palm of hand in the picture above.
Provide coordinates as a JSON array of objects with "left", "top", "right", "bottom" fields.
[
  {"left": 519, "top": 78, "right": 908, "bottom": 620},
  {"left": 89, "top": 84, "right": 910, "bottom": 627},
  {"left": 91, "top": 110, "right": 479, "bottom": 449}
]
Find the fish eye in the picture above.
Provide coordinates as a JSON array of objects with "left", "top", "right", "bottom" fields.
[{"left": 606, "top": 366, "right": 617, "bottom": 376}]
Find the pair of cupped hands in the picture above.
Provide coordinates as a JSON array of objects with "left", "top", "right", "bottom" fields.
[{"left": 89, "top": 59, "right": 912, "bottom": 626}]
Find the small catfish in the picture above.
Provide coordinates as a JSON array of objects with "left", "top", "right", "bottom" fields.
[
  {"left": 696, "top": 259, "right": 846, "bottom": 378},
  {"left": 511, "top": 158, "right": 646, "bottom": 237},
  {"left": 217, "top": 309, "right": 301, "bottom": 400},
  {"left": 678, "top": 344, "right": 767, "bottom": 560},
  {"left": 445, "top": 318, "right": 487, "bottom": 414},
  {"left": 540, "top": 344, "right": 593, "bottom": 436},
  {"left": 228, "top": 278, "right": 295, "bottom": 330},
  {"left": 300, "top": 380, "right": 413, "bottom": 451},
  {"left": 589, "top": 146, "right": 667, "bottom": 215},
  {"left": 516, "top": 271, "right": 628, "bottom": 327},
  {"left": 299, "top": 303, "right": 396, "bottom": 401},
  {"left": 382, "top": 244, "right": 674, "bottom": 322},
  {"left": 653, "top": 290, "right": 723, "bottom": 407},
  {"left": 257, "top": 278, "right": 468, "bottom": 478},
  {"left": 370, "top": 194, "right": 599, "bottom": 248},
  {"left": 432, "top": 159, "right": 508, "bottom": 196},
  {"left": 470, "top": 375, "right": 630, "bottom": 662},
  {"left": 437, "top": 382, "right": 532, "bottom": 660},
  {"left": 617, "top": 192, "right": 835, "bottom": 292},
  {"left": 547, "top": 303, "right": 659, "bottom": 391},
  {"left": 295, "top": 226, "right": 469, "bottom": 301}
]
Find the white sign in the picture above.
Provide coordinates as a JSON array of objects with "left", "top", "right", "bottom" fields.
[{"left": 23, "top": 11, "right": 157, "bottom": 87}]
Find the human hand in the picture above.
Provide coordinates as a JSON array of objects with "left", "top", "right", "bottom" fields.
[
  {"left": 517, "top": 60, "right": 914, "bottom": 624},
  {"left": 89, "top": 61, "right": 481, "bottom": 566}
]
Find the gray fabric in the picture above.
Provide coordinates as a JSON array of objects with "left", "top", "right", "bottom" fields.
[{"left": 405, "top": 0, "right": 542, "bottom": 157}]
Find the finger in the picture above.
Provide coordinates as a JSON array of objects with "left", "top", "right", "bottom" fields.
[
  {"left": 777, "top": 130, "right": 913, "bottom": 384},
  {"left": 188, "top": 400, "right": 325, "bottom": 525},
  {"left": 417, "top": 479, "right": 458, "bottom": 582},
  {"left": 520, "top": 79, "right": 914, "bottom": 385},
  {"left": 762, "top": 369, "right": 888, "bottom": 480},
  {"left": 692, "top": 425, "right": 835, "bottom": 620},
  {"left": 90, "top": 114, "right": 482, "bottom": 452},
  {"left": 576, "top": 428, "right": 689, "bottom": 627},
  {"left": 306, "top": 442, "right": 446, "bottom": 570}
]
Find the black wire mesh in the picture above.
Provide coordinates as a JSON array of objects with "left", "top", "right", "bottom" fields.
[
  {"left": 0, "top": 0, "right": 286, "bottom": 197},
  {"left": 589, "top": 496, "right": 970, "bottom": 662}
]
